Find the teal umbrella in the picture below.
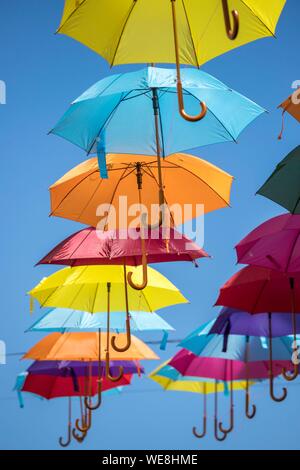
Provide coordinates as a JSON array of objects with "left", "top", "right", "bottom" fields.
[{"left": 257, "top": 146, "right": 300, "bottom": 214}]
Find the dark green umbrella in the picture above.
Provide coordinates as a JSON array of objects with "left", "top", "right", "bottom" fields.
[{"left": 257, "top": 146, "right": 300, "bottom": 214}]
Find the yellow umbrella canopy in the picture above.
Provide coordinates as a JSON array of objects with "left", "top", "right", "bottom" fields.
[
  {"left": 23, "top": 332, "right": 158, "bottom": 361},
  {"left": 58, "top": 0, "right": 285, "bottom": 68},
  {"left": 50, "top": 153, "right": 233, "bottom": 228},
  {"left": 29, "top": 265, "right": 188, "bottom": 313}
]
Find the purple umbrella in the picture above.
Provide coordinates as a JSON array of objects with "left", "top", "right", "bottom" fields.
[{"left": 210, "top": 307, "right": 300, "bottom": 338}]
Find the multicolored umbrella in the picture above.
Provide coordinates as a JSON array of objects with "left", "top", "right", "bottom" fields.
[
  {"left": 216, "top": 266, "right": 300, "bottom": 387},
  {"left": 57, "top": 1, "right": 284, "bottom": 120},
  {"left": 257, "top": 146, "right": 300, "bottom": 214},
  {"left": 149, "top": 361, "right": 255, "bottom": 442}
]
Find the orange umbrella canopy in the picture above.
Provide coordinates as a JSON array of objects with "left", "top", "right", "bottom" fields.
[
  {"left": 50, "top": 153, "right": 233, "bottom": 228},
  {"left": 278, "top": 94, "right": 300, "bottom": 139},
  {"left": 23, "top": 332, "right": 159, "bottom": 362}
]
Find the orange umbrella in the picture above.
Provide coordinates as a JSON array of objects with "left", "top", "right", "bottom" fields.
[
  {"left": 278, "top": 93, "right": 300, "bottom": 139},
  {"left": 50, "top": 153, "right": 233, "bottom": 228},
  {"left": 23, "top": 332, "right": 159, "bottom": 363}
]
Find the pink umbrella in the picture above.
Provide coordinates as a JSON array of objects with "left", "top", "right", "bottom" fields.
[
  {"left": 38, "top": 227, "right": 208, "bottom": 353},
  {"left": 236, "top": 213, "right": 300, "bottom": 274},
  {"left": 216, "top": 265, "right": 300, "bottom": 384}
]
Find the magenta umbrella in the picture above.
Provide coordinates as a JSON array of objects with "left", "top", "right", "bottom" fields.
[
  {"left": 38, "top": 227, "right": 207, "bottom": 354},
  {"left": 236, "top": 214, "right": 300, "bottom": 381},
  {"left": 38, "top": 226, "right": 208, "bottom": 267},
  {"left": 236, "top": 214, "right": 300, "bottom": 274}
]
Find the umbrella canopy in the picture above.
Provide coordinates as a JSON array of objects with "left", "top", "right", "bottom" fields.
[
  {"left": 23, "top": 332, "right": 159, "bottom": 362},
  {"left": 29, "top": 265, "right": 188, "bottom": 313},
  {"left": 58, "top": 1, "right": 285, "bottom": 68},
  {"left": 210, "top": 307, "right": 300, "bottom": 338},
  {"left": 278, "top": 95, "right": 300, "bottom": 139},
  {"left": 215, "top": 266, "right": 300, "bottom": 314},
  {"left": 257, "top": 146, "right": 300, "bottom": 214},
  {"left": 179, "top": 329, "right": 293, "bottom": 362},
  {"left": 27, "top": 360, "right": 143, "bottom": 377},
  {"left": 236, "top": 214, "right": 300, "bottom": 273},
  {"left": 38, "top": 226, "right": 208, "bottom": 267},
  {"left": 51, "top": 66, "right": 265, "bottom": 157},
  {"left": 49, "top": 154, "right": 233, "bottom": 228},
  {"left": 149, "top": 362, "right": 251, "bottom": 394},
  {"left": 27, "top": 309, "right": 174, "bottom": 334},
  {"left": 20, "top": 373, "right": 132, "bottom": 400},
  {"left": 169, "top": 349, "right": 291, "bottom": 381}
]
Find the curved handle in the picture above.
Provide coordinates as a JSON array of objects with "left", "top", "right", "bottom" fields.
[
  {"left": 127, "top": 234, "right": 148, "bottom": 291},
  {"left": 192, "top": 417, "right": 207, "bottom": 439},
  {"left": 177, "top": 81, "right": 207, "bottom": 123},
  {"left": 222, "top": 0, "right": 239, "bottom": 40},
  {"left": 245, "top": 391, "right": 256, "bottom": 420},
  {"left": 219, "top": 406, "right": 234, "bottom": 435},
  {"left": 59, "top": 424, "right": 72, "bottom": 448},
  {"left": 84, "top": 380, "right": 102, "bottom": 411},
  {"left": 282, "top": 363, "right": 299, "bottom": 382},
  {"left": 72, "top": 427, "right": 86, "bottom": 444},
  {"left": 214, "top": 418, "right": 227, "bottom": 442},
  {"left": 106, "top": 351, "right": 124, "bottom": 382},
  {"left": 75, "top": 408, "right": 92, "bottom": 433},
  {"left": 112, "top": 318, "right": 132, "bottom": 353},
  {"left": 269, "top": 374, "right": 288, "bottom": 403},
  {"left": 171, "top": 0, "right": 207, "bottom": 123}
]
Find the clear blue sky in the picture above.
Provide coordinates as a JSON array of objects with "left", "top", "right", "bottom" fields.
[{"left": 0, "top": 0, "right": 299, "bottom": 450}]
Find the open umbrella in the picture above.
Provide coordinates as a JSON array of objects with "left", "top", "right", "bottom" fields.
[
  {"left": 257, "top": 146, "right": 300, "bottom": 214},
  {"left": 27, "top": 308, "right": 174, "bottom": 351},
  {"left": 216, "top": 266, "right": 300, "bottom": 392},
  {"left": 57, "top": 1, "right": 284, "bottom": 121},
  {"left": 37, "top": 224, "right": 206, "bottom": 349},
  {"left": 176, "top": 322, "right": 294, "bottom": 410},
  {"left": 278, "top": 94, "right": 300, "bottom": 139},
  {"left": 150, "top": 361, "right": 254, "bottom": 442}
]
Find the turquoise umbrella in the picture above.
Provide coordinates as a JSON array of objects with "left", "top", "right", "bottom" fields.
[
  {"left": 50, "top": 66, "right": 265, "bottom": 181},
  {"left": 27, "top": 308, "right": 175, "bottom": 350}
]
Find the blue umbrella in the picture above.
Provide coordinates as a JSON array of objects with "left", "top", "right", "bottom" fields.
[
  {"left": 27, "top": 308, "right": 174, "bottom": 350},
  {"left": 51, "top": 66, "right": 265, "bottom": 180}
]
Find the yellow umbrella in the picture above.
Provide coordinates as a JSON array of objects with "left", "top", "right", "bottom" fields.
[
  {"left": 57, "top": 0, "right": 285, "bottom": 121},
  {"left": 29, "top": 265, "right": 187, "bottom": 380},
  {"left": 149, "top": 362, "right": 254, "bottom": 441}
]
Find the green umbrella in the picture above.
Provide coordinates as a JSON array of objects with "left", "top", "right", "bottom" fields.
[{"left": 257, "top": 146, "right": 300, "bottom": 214}]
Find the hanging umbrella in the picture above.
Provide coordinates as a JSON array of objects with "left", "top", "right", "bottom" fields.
[
  {"left": 216, "top": 266, "right": 300, "bottom": 387},
  {"left": 19, "top": 371, "right": 132, "bottom": 400},
  {"left": 278, "top": 94, "right": 300, "bottom": 139},
  {"left": 27, "top": 309, "right": 174, "bottom": 350},
  {"left": 150, "top": 361, "right": 255, "bottom": 442},
  {"left": 37, "top": 224, "right": 206, "bottom": 348},
  {"left": 257, "top": 146, "right": 300, "bottom": 214},
  {"left": 37, "top": 226, "right": 208, "bottom": 267},
  {"left": 174, "top": 325, "right": 293, "bottom": 408},
  {"left": 235, "top": 214, "right": 300, "bottom": 273},
  {"left": 50, "top": 154, "right": 233, "bottom": 228},
  {"left": 28, "top": 265, "right": 185, "bottom": 379},
  {"left": 57, "top": 1, "right": 284, "bottom": 121},
  {"left": 210, "top": 307, "right": 300, "bottom": 338}
]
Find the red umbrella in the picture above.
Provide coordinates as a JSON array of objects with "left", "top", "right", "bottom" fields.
[
  {"left": 38, "top": 227, "right": 208, "bottom": 354},
  {"left": 216, "top": 265, "right": 300, "bottom": 392}
]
